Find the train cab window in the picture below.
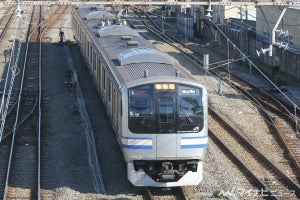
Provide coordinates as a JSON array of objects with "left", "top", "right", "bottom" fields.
[
  {"left": 179, "top": 97, "right": 202, "bottom": 116},
  {"left": 130, "top": 98, "right": 152, "bottom": 116},
  {"left": 128, "top": 85, "right": 155, "bottom": 133},
  {"left": 177, "top": 85, "right": 204, "bottom": 133}
]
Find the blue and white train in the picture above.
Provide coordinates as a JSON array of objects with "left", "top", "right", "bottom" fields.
[{"left": 71, "top": 5, "right": 208, "bottom": 187}]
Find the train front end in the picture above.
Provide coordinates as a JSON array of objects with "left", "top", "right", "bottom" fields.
[{"left": 123, "top": 81, "right": 208, "bottom": 187}]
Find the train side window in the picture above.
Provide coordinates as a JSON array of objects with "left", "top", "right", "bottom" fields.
[
  {"left": 100, "top": 62, "right": 103, "bottom": 90},
  {"left": 97, "top": 55, "right": 101, "bottom": 88},
  {"left": 106, "top": 78, "right": 109, "bottom": 101},
  {"left": 108, "top": 80, "right": 111, "bottom": 102},
  {"left": 102, "top": 70, "right": 106, "bottom": 90},
  {"left": 84, "top": 38, "right": 87, "bottom": 57},
  {"left": 89, "top": 44, "right": 92, "bottom": 62},
  {"left": 93, "top": 50, "right": 96, "bottom": 72},
  {"left": 120, "top": 99, "right": 122, "bottom": 116},
  {"left": 112, "top": 86, "right": 115, "bottom": 118},
  {"left": 87, "top": 41, "right": 90, "bottom": 60},
  {"left": 86, "top": 39, "right": 88, "bottom": 52}
]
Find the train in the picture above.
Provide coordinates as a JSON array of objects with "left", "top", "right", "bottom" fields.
[{"left": 71, "top": 5, "right": 208, "bottom": 187}]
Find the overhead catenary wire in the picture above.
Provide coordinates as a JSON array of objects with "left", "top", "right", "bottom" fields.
[
  {"left": 143, "top": 5, "right": 298, "bottom": 135},
  {"left": 207, "top": 17, "right": 300, "bottom": 111},
  {"left": 145, "top": 4, "right": 300, "bottom": 134}
]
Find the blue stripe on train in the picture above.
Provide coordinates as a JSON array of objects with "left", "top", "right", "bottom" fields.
[
  {"left": 122, "top": 136, "right": 152, "bottom": 140},
  {"left": 122, "top": 144, "right": 152, "bottom": 149},
  {"left": 181, "top": 136, "right": 208, "bottom": 139},
  {"left": 180, "top": 144, "right": 208, "bottom": 149}
]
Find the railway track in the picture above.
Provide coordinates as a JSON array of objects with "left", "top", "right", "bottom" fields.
[
  {"left": 209, "top": 109, "right": 299, "bottom": 199},
  {"left": 0, "top": 5, "right": 105, "bottom": 199},
  {"left": 0, "top": 5, "right": 21, "bottom": 141},
  {"left": 227, "top": 73, "right": 300, "bottom": 182},
  {"left": 0, "top": 4, "right": 70, "bottom": 199},
  {"left": 0, "top": 5, "right": 15, "bottom": 40},
  {"left": 128, "top": 7, "right": 300, "bottom": 199},
  {"left": 144, "top": 187, "right": 188, "bottom": 200},
  {"left": 3, "top": 5, "right": 42, "bottom": 199},
  {"left": 0, "top": 4, "right": 29, "bottom": 198}
]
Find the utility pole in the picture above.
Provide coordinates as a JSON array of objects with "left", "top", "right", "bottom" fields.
[
  {"left": 256, "top": 7, "right": 289, "bottom": 57},
  {"left": 270, "top": 7, "right": 287, "bottom": 56},
  {"left": 239, "top": 6, "right": 243, "bottom": 23}
]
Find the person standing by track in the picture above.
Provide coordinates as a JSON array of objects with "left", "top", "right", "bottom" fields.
[{"left": 59, "top": 29, "right": 65, "bottom": 46}]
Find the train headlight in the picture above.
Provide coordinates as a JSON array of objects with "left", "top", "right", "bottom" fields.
[
  {"left": 169, "top": 84, "right": 176, "bottom": 90},
  {"left": 155, "top": 83, "right": 176, "bottom": 90},
  {"left": 155, "top": 84, "right": 162, "bottom": 90},
  {"left": 162, "top": 84, "right": 169, "bottom": 89}
]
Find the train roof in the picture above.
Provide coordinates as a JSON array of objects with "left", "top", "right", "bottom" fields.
[
  {"left": 98, "top": 25, "right": 138, "bottom": 37},
  {"left": 86, "top": 10, "right": 117, "bottom": 21},
  {"left": 72, "top": 6, "right": 196, "bottom": 87}
]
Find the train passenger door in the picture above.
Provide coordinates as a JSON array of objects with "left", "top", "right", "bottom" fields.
[{"left": 156, "top": 93, "right": 177, "bottom": 158}]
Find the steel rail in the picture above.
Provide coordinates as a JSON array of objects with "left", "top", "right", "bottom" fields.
[
  {"left": 1, "top": 6, "right": 70, "bottom": 141},
  {"left": 2, "top": 5, "right": 43, "bottom": 199},
  {"left": 144, "top": 187, "right": 188, "bottom": 200},
  {"left": 209, "top": 108, "right": 300, "bottom": 197},
  {"left": 38, "top": 18, "right": 43, "bottom": 200},
  {"left": 37, "top": 5, "right": 69, "bottom": 199},
  {"left": 208, "top": 128, "right": 279, "bottom": 200},
  {"left": 229, "top": 80, "right": 300, "bottom": 177},
  {"left": 0, "top": 10, "right": 22, "bottom": 142},
  {"left": 0, "top": 6, "right": 15, "bottom": 40}
]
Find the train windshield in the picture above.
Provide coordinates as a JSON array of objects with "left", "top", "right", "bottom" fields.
[
  {"left": 128, "top": 85, "right": 156, "bottom": 133},
  {"left": 128, "top": 84, "right": 204, "bottom": 134},
  {"left": 177, "top": 85, "right": 203, "bottom": 133}
]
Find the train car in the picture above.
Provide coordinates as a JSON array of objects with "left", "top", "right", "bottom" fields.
[{"left": 71, "top": 5, "right": 208, "bottom": 187}]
